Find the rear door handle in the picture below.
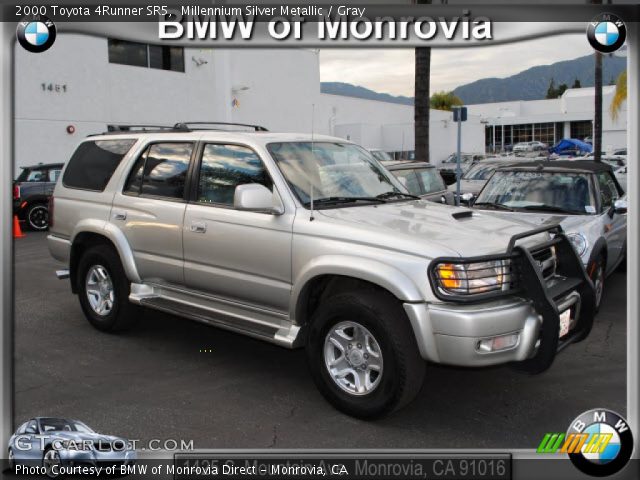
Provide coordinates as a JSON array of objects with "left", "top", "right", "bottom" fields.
[
  {"left": 190, "top": 221, "right": 207, "bottom": 233},
  {"left": 113, "top": 211, "right": 127, "bottom": 221}
]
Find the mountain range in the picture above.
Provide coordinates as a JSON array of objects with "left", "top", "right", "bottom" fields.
[{"left": 320, "top": 54, "right": 626, "bottom": 106}]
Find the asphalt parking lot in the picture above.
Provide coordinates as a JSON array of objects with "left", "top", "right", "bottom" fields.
[{"left": 14, "top": 231, "right": 626, "bottom": 450}]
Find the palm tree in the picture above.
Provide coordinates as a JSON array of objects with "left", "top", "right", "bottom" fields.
[
  {"left": 414, "top": 0, "right": 432, "bottom": 162},
  {"left": 610, "top": 70, "right": 627, "bottom": 120},
  {"left": 593, "top": 51, "right": 603, "bottom": 163}
]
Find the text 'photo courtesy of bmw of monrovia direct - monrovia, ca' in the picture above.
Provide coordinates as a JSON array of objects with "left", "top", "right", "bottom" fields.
[{"left": 47, "top": 123, "right": 597, "bottom": 418}]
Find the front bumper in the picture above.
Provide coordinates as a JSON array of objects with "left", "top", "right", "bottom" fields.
[
  {"left": 409, "top": 224, "right": 596, "bottom": 370},
  {"left": 404, "top": 292, "right": 579, "bottom": 366}
]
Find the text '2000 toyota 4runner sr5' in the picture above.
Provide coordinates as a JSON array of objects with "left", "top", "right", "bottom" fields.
[{"left": 48, "top": 123, "right": 596, "bottom": 418}]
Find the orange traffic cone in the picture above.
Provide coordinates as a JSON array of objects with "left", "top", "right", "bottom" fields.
[{"left": 13, "top": 215, "right": 25, "bottom": 238}]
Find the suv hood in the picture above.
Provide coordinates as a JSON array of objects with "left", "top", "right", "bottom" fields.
[
  {"left": 316, "top": 200, "right": 549, "bottom": 258},
  {"left": 479, "top": 210, "right": 592, "bottom": 233}
]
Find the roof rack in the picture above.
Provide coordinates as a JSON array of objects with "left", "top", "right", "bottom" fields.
[
  {"left": 91, "top": 122, "right": 269, "bottom": 137},
  {"left": 106, "top": 124, "right": 176, "bottom": 132},
  {"left": 173, "top": 122, "right": 269, "bottom": 132}
]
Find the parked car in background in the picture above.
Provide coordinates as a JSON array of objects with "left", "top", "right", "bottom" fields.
[
  {"left": 472, "top": 160, "right": 627, "bottom": 311},
  {"left": 549, "top": 139, "right": 593, "bottom": 157},
  {"left": 13, "top": 162, "right": 63, "bottom": 230},
  {"left": 612, "top": 148, "right": 627, "bottom": 157},
  {"left": 383, "top": 160, "right": 454, "bottom": 204},
  {"left": 438, "top": 153, "right": 486, "bottom": 185},
  {"left": 8, "top": 417, "right": 136, "bottom": 473},
  {"left": 513, "top": 141, "right": 547, "bottom": 153},
  {"left": 447, "top": 159, "right": 527, "bottom": 203}
]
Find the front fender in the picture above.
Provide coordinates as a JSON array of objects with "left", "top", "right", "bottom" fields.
[
  {"left": 71, "top": 220, "right": 141, "bottom": 283},
  {"left": 290, "top": 255, "right": 424, "bottom": 323}
]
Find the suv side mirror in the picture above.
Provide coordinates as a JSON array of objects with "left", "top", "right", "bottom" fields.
[
  {"left": 613, "top": 198, "right": 627, "bottom": 215},
  {"left": 234, "top": 184, "right": 284, "bottom": 215}
]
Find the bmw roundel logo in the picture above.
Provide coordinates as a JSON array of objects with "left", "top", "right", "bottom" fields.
[
  {"left": 587, "top": 14, "right": 626, "bottom": 53},
  {"left": 16, "top": 16, "right": 56, "bottom": 53},
  {"left": 567, "top": 409, "right": 633, "bottom": 477}
]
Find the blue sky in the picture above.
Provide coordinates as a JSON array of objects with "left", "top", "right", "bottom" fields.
[{"left": 320, "top": 34, "right": 594, "bottom": 96}]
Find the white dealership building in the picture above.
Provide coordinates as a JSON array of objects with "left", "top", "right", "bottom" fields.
[
  {"left": 14, "top": 34, "right": 484, "bottom": 170},
  {"left": 14, "top": 34, "right": 627, "bottom": 170}
]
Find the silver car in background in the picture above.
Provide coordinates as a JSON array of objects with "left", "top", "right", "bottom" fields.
[
  {"left": 8, "top": 417, "right": 136, "bottom": 473},
  {"left": 472, "top": 160, "right": 627, "bottom": 310}
]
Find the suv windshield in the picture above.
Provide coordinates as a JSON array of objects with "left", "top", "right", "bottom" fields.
[
  {"left": 39, "top": 418, "right": 95, "bottom": 433},
  {"left": 268, "top": 142, "right": 406, "bottom": 208},
  {"left": 475, "top": 170, "right": 595, "bottom": 215}
]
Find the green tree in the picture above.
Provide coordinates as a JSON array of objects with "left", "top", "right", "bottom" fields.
[
  {"left": 430, "top": 91, "right": 463, "bottom": 111},
  {"left": 545, "top": 78, "right": 557, "bottom": 99},
  {"left": 610, "top": 70, "right": 627, "bottom": 121},
  {"left": 572, "top": 78, "right": 582, "bottom": 88}
]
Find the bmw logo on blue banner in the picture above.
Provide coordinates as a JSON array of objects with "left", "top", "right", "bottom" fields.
[
  {"left": 587, "top": 13, "right": 626, "bottom": 54},
  {"left": 16, "top": 16, "right": 57, "bottom": 53}
]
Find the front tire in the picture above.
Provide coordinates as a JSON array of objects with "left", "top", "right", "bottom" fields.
[
  {"left": 77, "top": 244, "right": 139, "bottom": 332},
  {"left": 43, "top": 448, "right": 61, "bottom": 478},
  {"left": 590, "top": 255, "right": 606, "bottom": 312},
  {"left": 306, "top": 291, "right": 425, "bottom": 419}
]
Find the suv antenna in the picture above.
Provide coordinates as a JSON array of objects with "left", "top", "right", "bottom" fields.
[{"left": 310, "top": 103, "right": 316, "bottom": 222}]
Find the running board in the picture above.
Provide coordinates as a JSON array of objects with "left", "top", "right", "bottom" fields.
[{"left": 129, "top": 283, "right": 302, "bottom": 349}]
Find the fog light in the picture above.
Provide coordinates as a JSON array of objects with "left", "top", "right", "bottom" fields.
[{"left": 477, "top": 333, "right": 519, "bottom": 352}]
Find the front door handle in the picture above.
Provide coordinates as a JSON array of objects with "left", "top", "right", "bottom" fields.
[
  {"left": 190, "top": 221, "right": 207, "bottom": 233},
  {"left": 113, "top": 211, "right": 127, "bottom": 221}
]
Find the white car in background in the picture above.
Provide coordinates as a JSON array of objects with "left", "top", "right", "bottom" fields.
[
  {"left": 615, "top": 166, "right": 627, "bottom": 192},
  {"left": 513, "top": 141, "right": 547, "bottom": 153}
]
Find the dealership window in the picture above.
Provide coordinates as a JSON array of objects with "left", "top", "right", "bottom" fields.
[
  {"left": 108, "top": 39, "right": 185, "bottom": 72},
  {"left": 570, "top": 120, "right": 593, "bottom": 141}
]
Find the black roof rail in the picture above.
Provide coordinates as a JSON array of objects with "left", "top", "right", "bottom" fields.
[
  {"left": 173, "top": 122, "right": 269, "bottom": 132},
  {"left": 107, "top": 124, "right": 178, "bottom": 132}
]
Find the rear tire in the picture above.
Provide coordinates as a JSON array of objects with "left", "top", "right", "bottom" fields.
[
  {"left": 77, "top": 244, "right": 139, "bottom": 332},
  {"left": 306, "top": 291, "right": 425, "bottom": 419},
  {"left": 26, "top": 203, "right": 49, "bottom": 231}
]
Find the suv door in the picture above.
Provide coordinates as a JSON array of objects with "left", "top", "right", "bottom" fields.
[
  {"left": 111, "top": 142, "right": 195, "bottom": 286},
  {"left": 596, "top": 171, "right": 626, "bottom": 271},
  {"left": 183, "top": 143, "right": 293, "bottom": 312}
]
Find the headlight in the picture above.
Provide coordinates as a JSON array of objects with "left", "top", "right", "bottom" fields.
[
  {"left": 434, "top": 260, "right": 510, "bottom": 295},
  {"left": 567, "top": 233, "right": 588, "bottom": 257}
]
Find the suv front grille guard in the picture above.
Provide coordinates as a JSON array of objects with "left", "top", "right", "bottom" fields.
[{"left": 428, "top": 224, "right": 596, "bottom": 372}]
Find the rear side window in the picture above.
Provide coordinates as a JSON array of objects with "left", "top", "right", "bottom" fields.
[
  {"left": 124, "top": 142, "right": 193, "bottom": 200},
  {"left": 63, "top": 140, "right": 136, "bottom": 191}
]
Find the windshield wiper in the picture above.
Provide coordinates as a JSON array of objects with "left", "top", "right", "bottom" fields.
[
  {"left": 517, "top": 204, "right": 582, "bottom": 215},
  {"left": 473, "top": 202, "right": 515, "bottom": 211},
  {"left": 376, "top": 191, "right": 421, "bottom": 200},
  {"left": 304, "top": 196, "right": 386, "bottom": 207}
]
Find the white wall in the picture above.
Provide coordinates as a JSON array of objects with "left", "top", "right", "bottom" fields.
[{"left": 15, "top": 35, "right": 487, "bottom": 169}]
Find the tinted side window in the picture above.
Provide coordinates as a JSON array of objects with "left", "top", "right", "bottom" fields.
[
  {"left": 140, "top": 143, "right": 193, "bottom": 199},
  {"left": 26, "top": 420, "right": 38, "bottom": 434},
  {"left": 198, "top": 144, "right": 272, "bottom": 206},
  {"left": 123, "top": 151, "right": 147, "bottom": 195},
  {"left": 597, "top": 172, "right": 619, "bottom": 210},
  {"left": 63, "top": 140, "right": 136, "bottom": 191},
  {"left": 17, "top": 422, "right": 28, "bottom": 434}
]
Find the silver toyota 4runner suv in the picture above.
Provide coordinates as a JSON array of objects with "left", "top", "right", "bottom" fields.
[{"left": 48, "top": 123, "right": 596, "bottom": 418}]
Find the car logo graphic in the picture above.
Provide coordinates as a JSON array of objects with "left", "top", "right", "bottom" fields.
[
  {"left": 587, "top": 14, "right": 626, "bottom": 53},
  {"left": 16, "top": 16, "right": 57, "bottom": 53}
]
